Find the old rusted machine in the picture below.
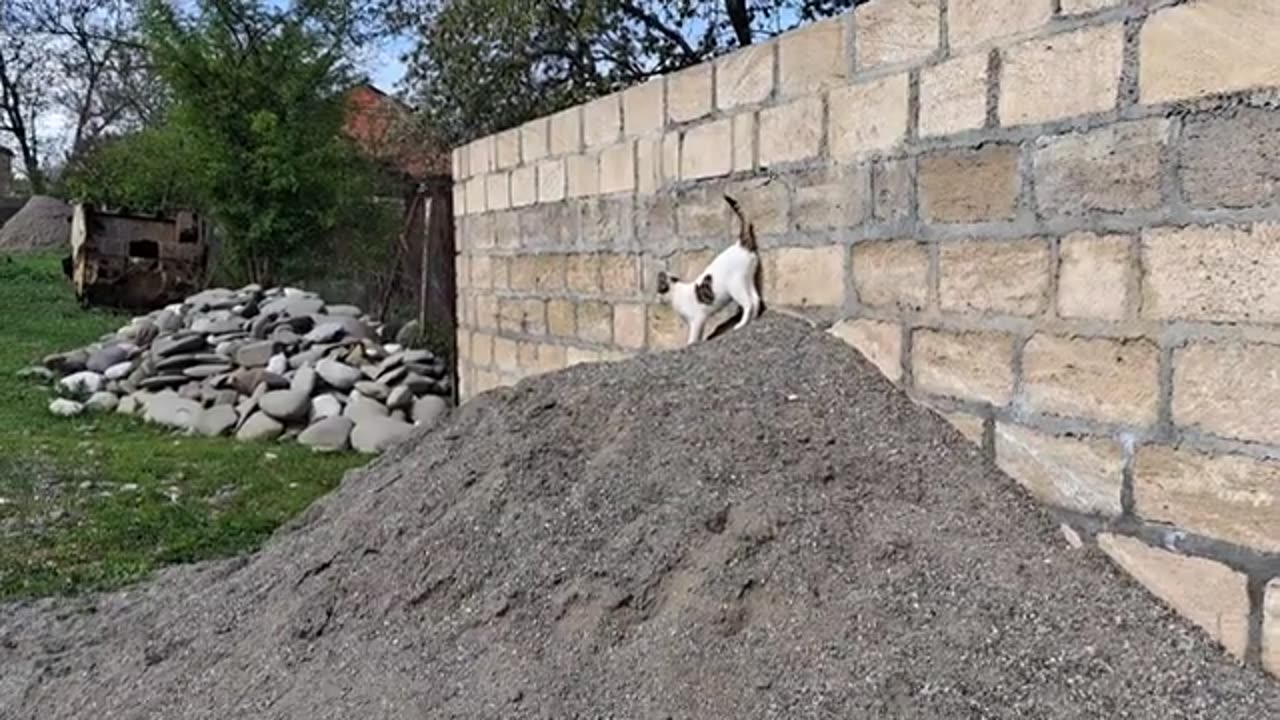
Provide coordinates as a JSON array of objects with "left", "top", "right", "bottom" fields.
[{"left": 66, "top": 203, "right": 211, "bottom": 310}]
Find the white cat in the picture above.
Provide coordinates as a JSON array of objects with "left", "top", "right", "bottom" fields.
[{"left": 657, "top": 195, "right": 763, "bottom": 345}]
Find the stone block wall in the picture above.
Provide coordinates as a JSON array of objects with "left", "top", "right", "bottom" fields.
[{"left": 451, "top": 0, "right": 1280, "bottom": 676}]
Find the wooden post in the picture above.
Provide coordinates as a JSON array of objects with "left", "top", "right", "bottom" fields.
[{"left": 418, "top": 193, "right": 433, "bottom": 329}]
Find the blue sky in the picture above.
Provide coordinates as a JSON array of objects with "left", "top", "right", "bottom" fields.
[{"left": 364, "top": 34, "right": 412, "bottom": 92}]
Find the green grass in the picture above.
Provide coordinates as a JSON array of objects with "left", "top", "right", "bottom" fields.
[{"left": 0, "top": 254, "right": 368, "bottom": 600}]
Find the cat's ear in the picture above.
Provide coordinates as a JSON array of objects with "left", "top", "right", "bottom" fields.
[{"left": 657, "top": 271, "right": 673, "bottom": 294}]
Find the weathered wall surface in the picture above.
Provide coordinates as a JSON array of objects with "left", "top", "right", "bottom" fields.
[
  {"left": 0, "top": 150, "right": 12, "bottom": 198},
  {"left": 451, "top": 0, "right": 1280, "bottom": 675}
]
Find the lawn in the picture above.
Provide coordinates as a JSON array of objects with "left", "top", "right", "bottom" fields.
[{"left": 0, "top": 254, "right": 368, "bottom": 601}]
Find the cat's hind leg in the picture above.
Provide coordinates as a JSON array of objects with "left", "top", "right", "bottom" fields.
[{"left": 728, "top": 278, "right": 755, "bottom": 329}]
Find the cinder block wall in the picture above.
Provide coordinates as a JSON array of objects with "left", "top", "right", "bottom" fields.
[{"left": 451, "top": 0, "right": 1280, "bottom": 675}]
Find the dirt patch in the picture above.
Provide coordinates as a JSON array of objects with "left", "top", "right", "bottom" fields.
[
  {"left": 1, "top": 315, "right": 1277, "bottom": 718},
  {"left": 0, "top": 196, "right": 71, "bottom": 253}
]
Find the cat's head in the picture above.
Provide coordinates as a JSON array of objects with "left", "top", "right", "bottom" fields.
[{"left": 656, "top": 271, "right": 677, "bottom": 296}]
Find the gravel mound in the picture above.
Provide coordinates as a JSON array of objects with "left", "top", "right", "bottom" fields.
[
  {"left": 0, "top": 195, "right": 71, "bottom": 252},
  {"left": 1, "top": 315, "right": 1277, "bottom": 719}
]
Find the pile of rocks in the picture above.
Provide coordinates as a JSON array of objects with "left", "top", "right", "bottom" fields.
[{"left": 25, "top": 286, "right": 449, "bottom": 454}]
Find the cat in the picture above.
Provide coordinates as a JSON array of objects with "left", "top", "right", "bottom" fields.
[{"left": 657, "top": 194, "right": 763, "bottom": 345}]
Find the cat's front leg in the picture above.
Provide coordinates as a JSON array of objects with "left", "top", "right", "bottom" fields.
[{"left": 686, "top": 314, "right": 707, "bottom": 345}]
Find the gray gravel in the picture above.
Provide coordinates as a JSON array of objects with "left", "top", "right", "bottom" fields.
[
  {"left": 0, "top": 195, "right": 71, "bottom": 252},
  {"left": 1, "top": 315, "right": 1277, "bottom": 719}
]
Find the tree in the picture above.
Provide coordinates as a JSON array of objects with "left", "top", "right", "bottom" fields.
[
  {"left": 0, "top": 0, "right": 54, "bottom": 192},
  {"left": 392, "top": 0, "right": 866, "bottom": 144},
  {"left": 131, "top": 0, "right": 384, "bottom": 284},
  {"left": 1, "top": 0, "right": 165, "bottom": 192},
  {"left": 16, "top": 1, "right": 158, "bottom": 159}
]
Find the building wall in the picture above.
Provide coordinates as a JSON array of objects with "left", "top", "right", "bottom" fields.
[
  {"left": 0, "top": 150, "right": 12, "bottom": 197},
  {"left": 451, "top": 0, "right": 1280, "bottom": 675}
]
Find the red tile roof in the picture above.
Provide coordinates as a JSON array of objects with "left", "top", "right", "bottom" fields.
[{"left": 343, "top": 84, "right": 450, "bottom": 179}]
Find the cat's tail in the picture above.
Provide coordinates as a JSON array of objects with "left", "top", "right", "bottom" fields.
[{"left": 723, "top": 194, "right": 758, "bottom": 252}]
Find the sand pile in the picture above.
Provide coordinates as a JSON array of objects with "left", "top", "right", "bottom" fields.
[
  {"left": 0, "top": 195, "right": 71, "bottom": 252},
  {"left": 1, "top": 315, "right": 1276, "bottom": 719}
]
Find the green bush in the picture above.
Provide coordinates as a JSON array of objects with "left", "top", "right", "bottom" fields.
[{"left": 61, "top": 124, "right": 205, "bottom": 214}]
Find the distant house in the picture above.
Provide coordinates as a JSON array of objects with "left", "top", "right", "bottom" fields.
[
  {"left": 343, "top": 83, "right": 450, "bottom": 186},
  {"left": 326, "top": 84, "right": 456, "bottom": 334}
]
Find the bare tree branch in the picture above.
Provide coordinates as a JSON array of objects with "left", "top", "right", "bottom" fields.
[
  {"left": 725, "top": 0, "right": 752, "bottom": 47},
  {"left": 617, "top": 1, "right": 700, "bottom": 64},
  {"left": 0, "top": 1, "right": 51, "bottom": 192},
  {"left": 3, "top": 0, "right": 159, "bottom": 178}
]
